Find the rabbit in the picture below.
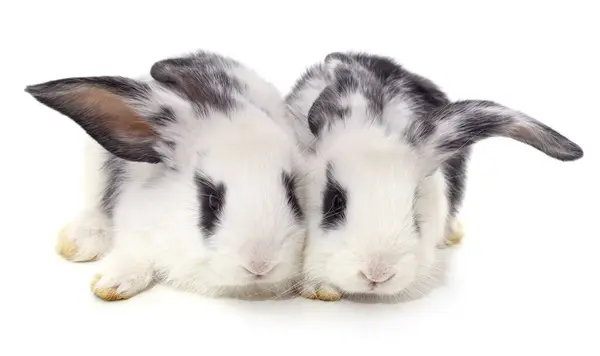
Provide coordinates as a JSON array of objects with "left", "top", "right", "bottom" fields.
[
  {"left": 25, "top": 50, "right": 307, "bottom": 301},
  {"left": 285, "top": 51, "right": 584, "bottom": 302}
]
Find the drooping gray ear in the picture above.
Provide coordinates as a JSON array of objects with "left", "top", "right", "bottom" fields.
[
  {"left": 406, "top": 100, "right": 584, "bottom": 167},
  {"left": 25, "top": 77, "right": 162, "bottom": 163}
]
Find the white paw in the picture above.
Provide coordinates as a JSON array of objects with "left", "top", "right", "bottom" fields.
[
  {"left": 90, "top": 266, "right": 153, "bottom": 301},
  {"left": 300, "top": 282, "right": 342, "bottom": 302},
  {"left": 439, "top": 219, "right": 465, "bottom": 248},
  {"left": 56, "top": 211, "right": 111, "bottom": 262}
]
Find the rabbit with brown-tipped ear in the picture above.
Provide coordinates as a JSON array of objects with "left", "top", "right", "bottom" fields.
[{"left": 25, "top": 50, "right": 308, "bottom": 301}]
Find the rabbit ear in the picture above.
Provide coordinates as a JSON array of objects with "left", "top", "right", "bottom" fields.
[
  {"left": 406, "top": 100, "right": 584, "bottom": 168},
  {"left": 150, "top": 56, "right": 239, "bottom": 112},
  {"left": 25, "top": 77, "right": 162, "bottom": 163}
]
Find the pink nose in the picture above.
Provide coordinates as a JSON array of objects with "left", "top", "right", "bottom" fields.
[{"left": 243, "top": 261, "right": 275, "bottom": 276}]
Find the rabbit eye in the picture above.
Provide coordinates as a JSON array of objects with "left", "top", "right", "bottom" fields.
[
  {"left": 330, "top": 193, "right": 345, "bottom": 213},
  {"left": 321, "top": 168, "right": 347, "bottom": 230},
  {"left": 195, "top": 174, "right": 226, "bottom": 236},
  {"left": 208, "top": 194, "right": 222, "bottom": 212}
]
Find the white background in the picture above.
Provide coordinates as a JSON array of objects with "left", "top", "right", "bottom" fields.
[{"left": 2, "top": 1, "right": 599, "bottom": 355}]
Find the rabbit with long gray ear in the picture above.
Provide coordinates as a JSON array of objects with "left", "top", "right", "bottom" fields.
[
  {"left": 286, "top": 52, "right": 583, "bottom": 302},
  {"left": 25, "top": 50, "right": 307, "bottom": 301}
]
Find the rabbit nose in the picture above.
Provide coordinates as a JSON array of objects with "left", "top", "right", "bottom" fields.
[
  {"left": 243, "top": 261, "right": 276, "bottom": 277},
  {"left": 359, "top": 266, "right": 395, "bottom": 284}
]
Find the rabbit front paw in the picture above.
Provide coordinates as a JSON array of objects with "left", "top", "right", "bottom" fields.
[
  {"left": 56, "top": 211, "right": 111, "bottom": 262},
  {"left": 443, "top": 220, "right": 464, "bottom": 247},
  {"left": 301, "top": 283, "right": 342, "bottom": 302},
  {"left": 90, "top": 262, "right": 153, "bottom": 301}
]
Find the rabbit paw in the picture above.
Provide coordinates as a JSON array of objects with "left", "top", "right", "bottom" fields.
[
  {"left": 444, "top": 220, "right": 464, "bottom": 247},
  {"left": 90, "top": 265, "right": 153, "bottom": 301},
  {"left": 301, "top": 283, "right": 342, "bottom": 302},
  {"left": 56, "top": 211, "right": 111, "bottom": 262}
]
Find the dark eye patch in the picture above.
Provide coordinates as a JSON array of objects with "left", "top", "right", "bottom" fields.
[
  {"left": 321, "top": 167, "right": 347, "bottom": 230},
  {"left": 195, "top": 174, "right": 226, "bottom": 236},
  {"left": 282, "top": 171, "right": 303, "bottom": 220}
]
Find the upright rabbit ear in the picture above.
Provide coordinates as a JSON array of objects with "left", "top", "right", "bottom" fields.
[
  {"left": 407, "top": 100, "right": 584, "bottom": 169},
  {"left": 25, "top": 77, "right": 162, "bottom": 163}
]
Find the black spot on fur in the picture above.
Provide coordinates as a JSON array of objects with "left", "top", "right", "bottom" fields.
[
  {"left": 282, "top": 172, "right": 303, "bottom": 220},
  {"left": 321, "top": 166, "right": 347, "bottom": 230},
  {"left": 195, "top": 174, "right": 226, "bottom": 236}
]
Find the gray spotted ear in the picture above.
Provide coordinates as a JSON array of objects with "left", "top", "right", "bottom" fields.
[
  {"left": 25, "top": 77, "right": 162, "bottom": 163},
  {"left": 150, "top": 57, "right": 213, "bottom": 104},
  {"left": 407, "top": 100, "right": 584, "bottom": 167},
  {"left": 149, "top": 53, "right": 239, "bottom": 111}
]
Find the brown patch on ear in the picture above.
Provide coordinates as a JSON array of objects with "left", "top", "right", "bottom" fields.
[
  {"left": 26, "top": 77, "right": 163, "bottom": 163},
  {"left": 67, "top": 88, "right": 156, "bottom": 142}
]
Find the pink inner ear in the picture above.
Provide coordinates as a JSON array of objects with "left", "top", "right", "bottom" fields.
[{"left": 68, "top": 88, "right": 157, "bottom": 141}]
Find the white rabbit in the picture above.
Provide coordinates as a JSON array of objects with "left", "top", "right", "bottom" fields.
[
  {"left": 26, "top": 50, "right": 307, "bottom": 301},
  {"left": 285, "top": 52, "right": 583, "bottom": 302}
]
